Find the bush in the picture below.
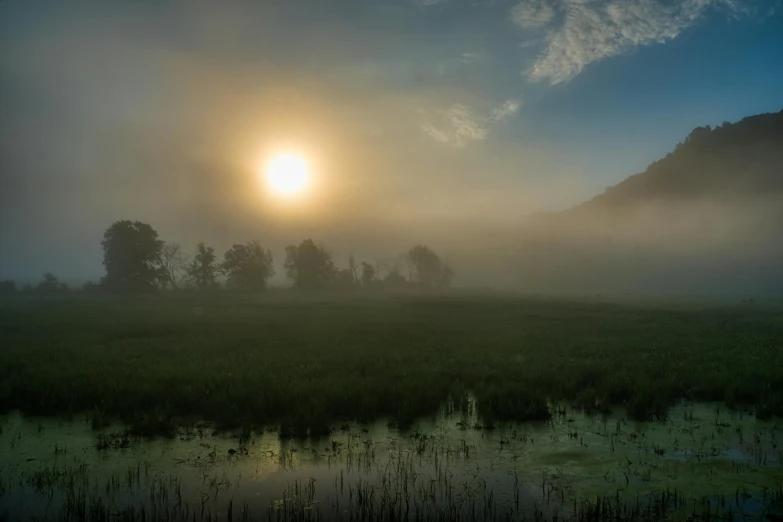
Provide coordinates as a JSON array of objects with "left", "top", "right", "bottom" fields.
[{"left": 0, "top": 280, "right": 16, "bottom": 295}]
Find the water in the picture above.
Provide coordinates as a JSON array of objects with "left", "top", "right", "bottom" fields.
[{"left": 1, "top": 401, "right": 781, "bottom": 521}]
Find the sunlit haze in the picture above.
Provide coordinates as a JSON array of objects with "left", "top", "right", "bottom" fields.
[
  {"left": 0, "top": 1, "right": 781, "bottom": 290},
  {"left": 2, "top": 4, "right": 783, "bottom": 519},
  {"left": 264, "top": 153, "right": 310, "bottom": 198}
]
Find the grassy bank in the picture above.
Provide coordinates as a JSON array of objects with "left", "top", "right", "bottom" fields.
[{"left": 1, "top": 292, "right": 781, "bottom": 435}]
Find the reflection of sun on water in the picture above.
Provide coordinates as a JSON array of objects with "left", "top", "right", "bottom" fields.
[{"left": 264, "top": 153, "right": 309, "bottom": 197}]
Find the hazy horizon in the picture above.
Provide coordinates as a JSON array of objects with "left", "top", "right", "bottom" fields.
[{"left": 1, "top": 1, "right": 782, "bottom": 287}]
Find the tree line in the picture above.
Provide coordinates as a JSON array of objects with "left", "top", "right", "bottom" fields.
[{"left": 0, "top": 220, "right": 454, "bottom": 294}]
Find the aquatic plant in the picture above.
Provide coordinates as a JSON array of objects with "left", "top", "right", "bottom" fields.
[{"left": 1, "top": 294, "right": 782, "bottom": 435}]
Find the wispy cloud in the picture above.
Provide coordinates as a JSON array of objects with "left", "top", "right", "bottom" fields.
[
  {"left": 766, "top": 0, "right": 783, "bottom": 17},
  {"left": 416, "top": 0, "right": 765, "bottom": 146},
  {"left": 510, "top": 0, "right": 760, "bottom": 85},
  {"left": 511, "top": 0, "right": 557, "bottom": 28},
  {"left": 490, "top": 99, "right": 521, "bottom": 121},
  {"left": 421, "top": 98, "right": 521, "bottom": 147},
  {"left": 461, "top": 52, "right": 484, "bottom": 63}
]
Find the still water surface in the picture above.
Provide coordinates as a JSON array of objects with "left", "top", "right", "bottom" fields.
[{"left": 1, "top": 401, "right": 782, "bottom": 520}]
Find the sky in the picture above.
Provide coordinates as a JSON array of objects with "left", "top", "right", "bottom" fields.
[{"left": 1, "top": 0, "right": 782, "bottom": 283}]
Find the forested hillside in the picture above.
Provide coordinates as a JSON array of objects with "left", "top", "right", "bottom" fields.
[{"left": 515, "top": 109, "right": 783, "bottom": 295}]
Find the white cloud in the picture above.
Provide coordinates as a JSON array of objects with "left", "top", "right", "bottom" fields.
[
  {"left": 461, "top": 52, "right": 483, "bottom": 62},
  {"left": 511, "top": 0, "right": 558, "bottom": 28},
  {"left": 422, "top": 98, "right": 521, "bottom": 147},
  {"left": 513, "top": 0, "right": 758, "bottom": 85},
  {"left": 421, "top": 104, "right": 487, "bottom": 146},
  {"left": 490, "top": 99, "right": 521, "bottom": 121}
]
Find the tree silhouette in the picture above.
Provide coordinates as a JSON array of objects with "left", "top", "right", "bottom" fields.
[
  {"left": 347, "top": 255, "right": 358, "bottom": 284},
  {"left": 0, "top": 280, "right": 16, "bottom": 295},
  {"left": 221, "top": 241, "right": 275, "bottom": 291},
  {"left": 36, "top": 272, "right": 67, "bottom": 293},
  {"left": 284, "top": 239, "right": 335, "bottom": 289},
  {"left": 335, "top": 268, "right": 356, "bottom": 288},
  {"left": 408, "top": 245, "right": 439, "bottom": 286},
  {"left": 157, "top": 242, "right": 188, "bottom": 290},
  {"left": 383, "top": 270, "right": 407, "bottom": 288},
  {"left": 101, "top": 220, "right": 164, "bottom": 292},
  {"left": 407, "top": 244, "right": 454, "bottom": 288},
  {"left": 360, "top": 262, "right": 377, "bottom": 286},
  {"left": 82, "top": 281, "right": 101, "bottom": 294},
  {"left": 185, "top": 243, "right": 220, "bottom": 290},
  {"left": 439, "top": 262, "right": 455, "bottom": 288},
  {"left": 401, "top": 252, "right": 415, "bottom": 282}
]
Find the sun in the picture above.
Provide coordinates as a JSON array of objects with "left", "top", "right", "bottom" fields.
[{"left": 264, "top": 153, "right": 310, "bottom": 197}]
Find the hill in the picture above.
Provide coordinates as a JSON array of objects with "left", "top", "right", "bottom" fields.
[
  {"left": 513, "top": 109, "right": 783, "bottom": 294},
  {"left": 580, "top": 109, "right": 783, "bottom": 209}
]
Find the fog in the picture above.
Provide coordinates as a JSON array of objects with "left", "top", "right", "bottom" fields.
[{"left": 1, "top": 2, "right": 781, "bottom": 294}]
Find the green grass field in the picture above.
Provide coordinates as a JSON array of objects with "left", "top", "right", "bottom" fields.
[{"left": 1, "top": 292, "right": 781, "bottom": 435}]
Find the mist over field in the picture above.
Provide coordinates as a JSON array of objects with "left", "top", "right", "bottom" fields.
[
  {"left": 3, "top": 3, "right": 783, "bottom": 521},
  {"left": 2, "top": 2, "right": 782, "bottom": 294}
]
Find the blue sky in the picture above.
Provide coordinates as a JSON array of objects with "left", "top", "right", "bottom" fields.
[{"left": 0, "top": 0, "right": 782, "bottom": 280}]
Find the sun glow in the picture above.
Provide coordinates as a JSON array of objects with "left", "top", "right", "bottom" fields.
[{"left": 264, "top": 153, "right": 310, "bottom": 197}]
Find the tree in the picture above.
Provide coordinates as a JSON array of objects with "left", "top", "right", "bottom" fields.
[
  {"left": 82, "top": 281, "right": 101, "bottom": 294},
  {"left": 284, "top": 239, "right": 335, "bottom": 289},
  {"left": 378, "top": 255, "right": 406, "bottom": 281},
  {"left": 407, "top": 244, "right": 455, "bottom": 288},
  {"left": 0, "top": 280, "right": 16, "bottom": 295},
  {"left": 101, "top": 220, "right": 164, "bottom": 292},
  {"left": 408, "top": 244, "right": 441, "bottom": 286},
  {"left": 347, "top": 255, "right": 358, "bottom": 284},
  {"left": 360, "top": 262, "right": 377, "bottom": 286},
  {"left": 221, "top": 241, "right": 275, "bottom": 291},
  {"left": 185, "top": 243, "right": 220, "bottom": 290},
  {"left": 383, "top": 270, "right": 407, "bottom": 288},
  {"left": 401, "top": 252, "right": 415, "bottom": 282},
  {"left": 36, "top": 272, "right": 67, "bottom": 293},
  {"left": 439, "top": 262, "right": 455, "bottom": 288},
  {"left": 684, "top": 125, "right": 712, "bottom": 145},
  {"left": 157, "top": 242, "right": 188, "bottom": 290},
  {"left": 335, "top": 268, "right": 356, "bottom": 289}
]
